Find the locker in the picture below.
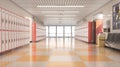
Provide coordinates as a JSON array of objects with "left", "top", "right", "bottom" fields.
[
  {"left": 16, "top": 16, "right": 18, "bottom": 47},
  {"left": 1, "top": 10, "right": 6, "bottom": 52},
  {"left": 15, "top": 16, "right": 18, "bottom": 47},
  {"left": 18, "top": 19, "right": 20, "bottom": 47},
  {"left": 0, "top": 8, "right": 30, "bottom": 53},
  {"left": 19, "top": 18, "right": 21, "bottom": 46},
  {"left": 0, "top": 8, "right": 2, "bottom": 53},
  {"left": 13, "top": 15, "right": 16, "bottom": 48},
  {"left": 21, "top": 18, "right": 24, "bottom": 46},
  {"left": 14, "top": 16, "right": 17, "bottom": 48},
  {"left": 5, "top": 11, "right": 9, "bottom": 51},
  {"left": 19, "top": 19, "right": 21, "bottom": 46},
  {"left": 8, "top": 13, "right": 12, "bottom": 50},
  {"left": 11, "top": 15, "right": 14, "bottom": 49}
]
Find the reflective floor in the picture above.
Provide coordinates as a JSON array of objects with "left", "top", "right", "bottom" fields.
[{"left": 0, "top": 38, "right": 120, "bottom": 67}]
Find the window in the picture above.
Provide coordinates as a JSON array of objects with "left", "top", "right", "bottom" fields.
[
  {"left": 46, "top": 26, "right": 75, "bottom": 37},
  {"left": 65, "top": 26, "right": 71, "bottom": 37},
  {"left": 72, "top": 26, "right": 75, "bottom": 37},
  {"left": 49, "top": 26, "right": 56, "bottom": 37},
  {"left": 46, "top": 26, "right": 48, "bottom": 37},
  {"left": 57, "top": 26, "right": 63, "bottom": 37}
]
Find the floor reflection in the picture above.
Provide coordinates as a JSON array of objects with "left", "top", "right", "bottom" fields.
[
  {"left": 0, "top": 38, "right": 120, "bottom": 67},
  {"left": 46, "top": 38, "right": 75, "bottom": 49}
]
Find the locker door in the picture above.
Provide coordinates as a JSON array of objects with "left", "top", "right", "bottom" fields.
[
  {"left": 21, "top": 19, "right": 23, "bottom": 46},
  {"left": 14, "top": 16, "right": 16, "bottom": 48},
  {"left": 15, "top": 16, "right": 17, "bottom": 48},
  {"left": 11, "top": 15, "right": 14, "bottom": 49},
  {"left": 0, "top": 8, "right": 2, "bottom": 53},
  {"left": 5, "top": 11, "right": 9, "bottom": 51},
  {"left": 8, "top": 13, "right": 11, "bottom": 50},
  {"left": 9, "top": 13, "right": 12, "bottom": 50},
  {"left": 18, "top": 17, "right": 20, "bottom": 46},
  {"left": 13, "top": 16, "right": 15, "bottom": 48},
  {"left": 1, "top": 10, "right": 6, "bottom": 52},
  {"left": 16, "top": 16, "right": 19, "bottom": 47},
  {"left": 23, "top": 20, "right": 25, "bottom": 45},
  {"left": 20, "top": 19, "right": 22, "bottom": 46}
]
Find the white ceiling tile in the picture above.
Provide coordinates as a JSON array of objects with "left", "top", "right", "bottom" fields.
[{"left": 11, "top": 0, "right": 111, "bottom": 25}]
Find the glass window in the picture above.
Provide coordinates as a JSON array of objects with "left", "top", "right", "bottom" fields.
[
  {"left": 49, "top": 26, "right": 56, "bottom": 37},
  {"left": 72, "top": 26, "right": 75, "bottom": 37},
  {"left": 57, "top": 26, "right": 63, "bottom": 37},
  {"left": 65, "top": 26, "right": 71, "bottom": 37},
  {"left": 46, "top": 26, "right": 48, "bottom": 37},
  {"left": 46, "top": 26, "right": 75, "bottom": 37}
]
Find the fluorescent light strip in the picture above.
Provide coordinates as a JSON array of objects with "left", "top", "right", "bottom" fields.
[
  {"left": 45, "top": 15, "right": 76, "bottom": 16},
  {"left": 46, "top": 18, "right": 74, "bottom": 20},
  {"left": 37, "top": 5, "right": 85, "bottom": 8},
  {"left": 41, "top": 11, "right": 80, "bottom": 14}
]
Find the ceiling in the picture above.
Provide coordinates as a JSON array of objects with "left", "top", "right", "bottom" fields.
[{"left": 11, "top": 0, "right": 111, "bottom": 25}]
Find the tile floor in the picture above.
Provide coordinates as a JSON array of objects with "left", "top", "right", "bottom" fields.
[{"left": 0, "top": 38, "right": 120, "bottom": 67}]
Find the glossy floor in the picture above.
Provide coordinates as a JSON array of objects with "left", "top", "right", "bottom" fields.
[{"left": 0, "top": 38, "right": 120, "bottom": 67}]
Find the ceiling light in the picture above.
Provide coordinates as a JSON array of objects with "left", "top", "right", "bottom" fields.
[
  {"left": 41, "top": 11, "right": 80, "bottom": 14},
  {"left": 37, "top": 5, "right": 85, "bottom": 8},
  {"left": 46, "top": 18, "right": 75, "bottom": 19},
  {"left": 94, "top": 13, "right": 104, "bottom": 20},
  {"left": 45, "top": 15, "right": 76, "bottom": 16}
]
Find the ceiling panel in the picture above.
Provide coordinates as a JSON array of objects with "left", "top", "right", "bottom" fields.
[{"left": 11, "top": 0, "right": 111, "bottom": 25}]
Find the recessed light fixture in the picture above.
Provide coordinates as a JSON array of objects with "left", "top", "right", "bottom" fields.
[
  {"left": 37, "top": 5, "right": 85, "bottom": 8},
  {"left": 45, "top": 15, "right": 76, "bottom": 16},
  {"left": 46, "top": 18, "right": 75, "bottom": 19},
  {"left": 41, "top": 11, "right": 80, "bottom": 14}
]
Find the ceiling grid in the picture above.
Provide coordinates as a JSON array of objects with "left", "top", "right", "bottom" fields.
[{"left": 11, "top": 0, "right": 111, "bottom": 25}]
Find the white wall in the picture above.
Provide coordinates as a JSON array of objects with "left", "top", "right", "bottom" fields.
[
  {"left": 0, "top": 0, "right": 32, "bottom": 18},
  {"left": 75, "top": 0, "right": 120, "bottom": 42},
  {"left": 77, "top": 0, "right": 120, "bottom": 33}
]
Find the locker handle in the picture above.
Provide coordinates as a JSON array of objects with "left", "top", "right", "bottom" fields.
[
  {"left": 2, "top": 19, "right": 4, "bottom": 22},
  {"left": 9, "top": 39, "right": 10, "bottom": 42},
  {"left": 6, "top": 40, "right": 7, "bottom": 43},
  {"left": 5, "top": 19, "right": 7, "bottom": 23},
  {"left": 2, "top": 40, "right": 4, "bottom": 44}
]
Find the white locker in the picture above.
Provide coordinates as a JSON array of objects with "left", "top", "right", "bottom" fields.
[
  {"left": 16, "top": 16, "right": 18, "bottom": 47},
  {"left": 18, "top": 17, "right": 20, "bottom": 46},
  {"left": 14, "top": 16, "right": 16, "bottom": 48},
  {"left": 1, "top": 10, "right": 6, "bottom": 52},
  {"left": 20, "top": 19, "right": 23, "bottom": 46},
  {"left": 5, "top": 11, "right": 9, "bottom": 51},
  {"left": 11, "top": 15, "right": 14, "bottom": 49},
  {"left": 13, "top": 15, "right": 16, "bottom": 48},
  {"left": 0, "top": 8, "right": 2, "bottom": 53},
  {"left": 8, "top": 13, "right": 12, "bottom": 50},
  {"left": 0, "top": 8, "right": 30, "bottom": 53}
]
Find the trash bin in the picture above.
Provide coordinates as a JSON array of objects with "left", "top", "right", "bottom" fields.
[{"left": 97, "top": 33, "right": 105, "bottom": 47}]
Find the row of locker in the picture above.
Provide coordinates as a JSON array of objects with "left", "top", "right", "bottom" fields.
[
  {"left": 0, "top": 9, "right": 29, "bottom": 31},
  {"left": 75, "top": 24, "right": 89, "bottom": 42},
  {"left": 36, "top": 27, "right": 46, "bottom": 41},
  {"left": 0, "top": 8, "right": 30, "bottom": 53}
]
